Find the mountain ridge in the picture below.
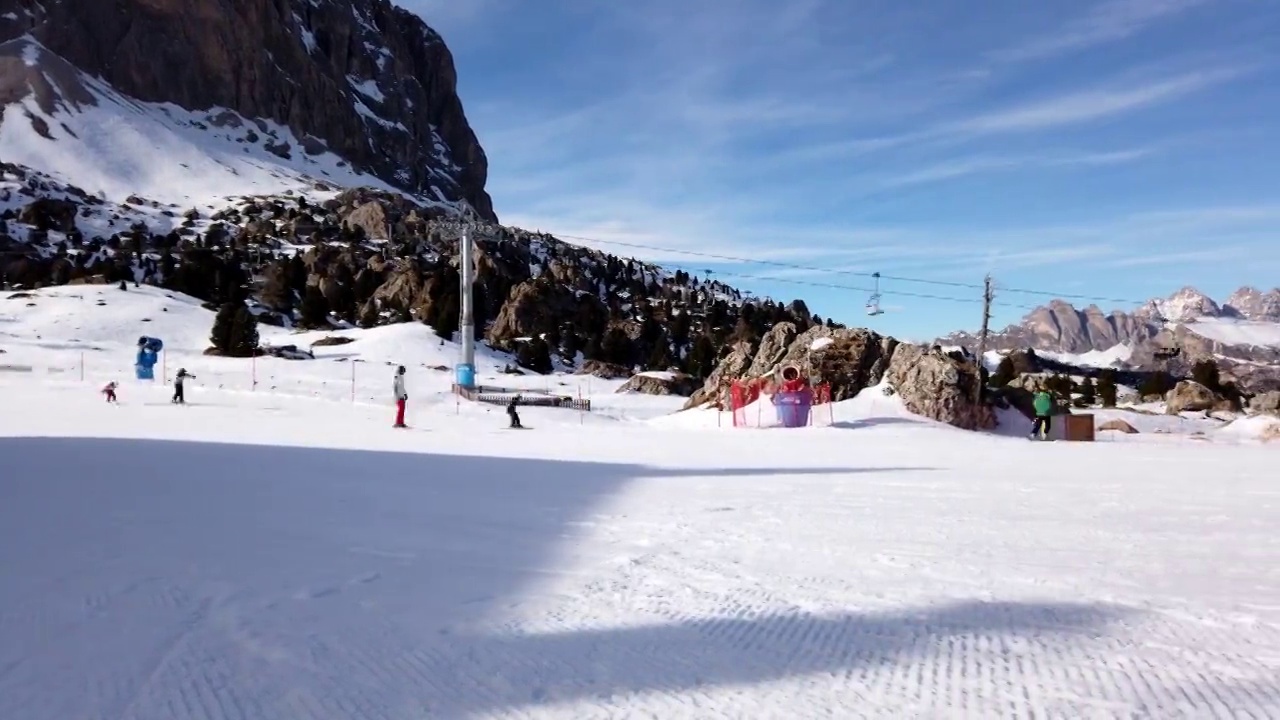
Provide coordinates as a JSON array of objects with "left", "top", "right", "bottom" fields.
[
  {"left": 939, "top": 285, "right": 1280, "bottom": 391},
  {"left": 0, "top": 0, "right": 494, "bottom": 219}
]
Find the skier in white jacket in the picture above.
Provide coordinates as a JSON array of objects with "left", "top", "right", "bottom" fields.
[{"left": 393, "top": 365, "right": 408, "bottom": 428}]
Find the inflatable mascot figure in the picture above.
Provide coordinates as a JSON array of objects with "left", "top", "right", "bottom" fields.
[{"left": 135, "top": 336, "right": 164, "bottom": 380}]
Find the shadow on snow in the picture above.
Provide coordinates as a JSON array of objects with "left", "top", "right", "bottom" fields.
[{"left": 1, "top": 436, "right": 1119, "bottom": 718}]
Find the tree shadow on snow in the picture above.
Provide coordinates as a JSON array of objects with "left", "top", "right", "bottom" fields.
[{"left": 1, "top": 437, "right": 1116, "bottom": 718}]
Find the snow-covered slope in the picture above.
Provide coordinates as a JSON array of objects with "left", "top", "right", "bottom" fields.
[
  {"left": 981, "top": 345, "right": 1133, "bottom": 371},
  {"left": 3, "top": 355, "right": 1280, "bottom": 717},
  {"left": 0, "top": 284, "right": 686, "bottom": 420},
  {"left": 0, "top": 37, "right": 463, "bottom": 213},
  {"left": 1185, "top": 317, "right": 1280, "bottom": 349}
]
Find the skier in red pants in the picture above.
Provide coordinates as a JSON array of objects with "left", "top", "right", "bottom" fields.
[
  {"left": 393, "top": 365, "right": 407, "bottom": 428},
  {"left": 101, "top": 381, "right": 118, "bottom": 403}
]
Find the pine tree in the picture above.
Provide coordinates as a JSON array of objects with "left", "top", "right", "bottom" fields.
[
  {"left": 430, "top": 292, "right": 460, "bottom": 341},
  {"left": 561, "top": 327, "right": 581, "bottom": 362},
  {"left": 228, "top": 305, "right": 260, "bottom": 357},
  {"left": 646, "top": 337, "right": 673, "bottom": 371},
  {"left": 1079, "top": 376, "right": 1097, "bottom": 405},
  {"left": 685, "top": 334, "right": 717, "bottom": 379},
  {"left": 210, "top": 302, "right": 237, "bottom": 353},
  {"left": 1138, "top": 371, "right": 1176, "bottom": 398},
  {"left": 299, "top": 285, "right": 330, "bottom": 328},
  {"left": 599, "top": 327, "right": 634, "bottom": 367},
  {"left": 669, "top": 309, "right": 691, "bottom": 353},
  {"left": 1096, "top": 368, "right": 1118, "bottom": 407},
  {"left": 1045, "top": 374, "right": 1074, "bottom": 403}
]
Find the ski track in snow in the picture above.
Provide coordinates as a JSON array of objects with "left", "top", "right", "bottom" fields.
[{"left": 1, "top": 289, "right": 1279, "bottom": 718}]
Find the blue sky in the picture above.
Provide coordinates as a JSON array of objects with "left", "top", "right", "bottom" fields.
[{"left": 405, "top": 0, "right": 1280, "bottom": 340}]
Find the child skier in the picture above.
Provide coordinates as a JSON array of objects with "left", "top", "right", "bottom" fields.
[
  {"left": 172, "top": 368, "right": 195, "bottom": 404},
  {"left": 101, "top": 381, "right": 118, "bottom": 403},
  {"left": 393, "top": 365, "right": 408, "bottom": 428},
  {"left": 507, "top": 394, "right": 523, "bottom": 429},
  {"left": 1030, "top": 389, "right": 1053, "bottom": 440}
]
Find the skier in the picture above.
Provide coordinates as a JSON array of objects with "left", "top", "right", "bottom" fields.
[
  {"left": 393, "top": 365, "right": 407, "bottom": 428},
  {"left": 172, "top": 368, "right": 195, "bottom": 404},
  {"left": 101, "top": 381, "right": 118, "bottom": 403},
  {"left": 1030, "top": 388, "right": 1053, "bottom": 440},
  {"left": 507, "top": 394, "right": 523, "bottom": 429}
]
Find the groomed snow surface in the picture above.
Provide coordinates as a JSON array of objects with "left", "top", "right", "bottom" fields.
[{"left": 3, "top": 287, "right": 1280, "bottom": 719}]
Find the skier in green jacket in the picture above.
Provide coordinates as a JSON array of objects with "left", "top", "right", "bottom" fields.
[{"left": 1030, "top": 390, "right": 1053, "bottom": 440}]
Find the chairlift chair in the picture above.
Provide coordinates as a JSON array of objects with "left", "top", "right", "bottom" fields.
[{"left": 865, "top": 272, "right": 884, "bottom": 316}]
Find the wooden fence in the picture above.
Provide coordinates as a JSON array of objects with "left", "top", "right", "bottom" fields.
[{"left": 453, "top": 384, "right": 592, "bottom": 412}]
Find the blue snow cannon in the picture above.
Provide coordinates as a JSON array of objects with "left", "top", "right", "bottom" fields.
[{"left": 135, "top": 336, "right": 164, "bottom": 380}]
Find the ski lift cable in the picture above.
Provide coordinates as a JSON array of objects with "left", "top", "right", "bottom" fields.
[
  {"left": 700, "top": 268, "right": 1050, "bottom": 311},
  {"left": 550, "top": 232, "right": 1163, "bottom": 308}
]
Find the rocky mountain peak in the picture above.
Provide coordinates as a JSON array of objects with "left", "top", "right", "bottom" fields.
[
  {"left": 938, "top": 284, "right": 1280, "bottom": 393},
  {"left": 0, "top": 0, "right": 494, "bottom": 219},
  {"left": 1147, "top": 286, "right": 1221, "bottom": 323},
  {"left": 1225, "top": 286, "right": 1280, "bottom": 321}
]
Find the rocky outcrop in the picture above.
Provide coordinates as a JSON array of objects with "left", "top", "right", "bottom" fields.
[
  {"left": 19, "top": 198, "right": 77, "bottom": 232},
  {"left": 1164, "top": 380, "right": 1217, "bottom": 414},
  {"left": 685, "top": 323, "right": 993, "bottom": 430},
  {"left": 1099, "top": 419, "right": 1139, "bottom": 433},
  {"left": 1248, "top": 390, "right": 1280, "bottom": 416},
  {"left": 577, "top": 360, "right": 632, "bottom": 380},
  {"left": 2, "top": 0, "right": 495, "bottom": 219},
  {"left": 617, "top": 372, "right": 699, "bottom": 396},
  {"left": 363, "top": 258, "right": 431, "bottom": 321},
  {"left": 486, "top": 280, "right": 582, "bottom": 350},
  {"left": 684, "top": 341, "right": 755, "bottom": 410},
  {"left": 885, "top": 344, "right": 995, "bottom": 430}
]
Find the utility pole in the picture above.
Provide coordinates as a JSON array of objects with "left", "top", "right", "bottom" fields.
[
  {"left": 974, "top": 274, "right": 994, "bottom": 403},
  {"left": 456, "top": 223, "right": 477, "bottom": 391}
]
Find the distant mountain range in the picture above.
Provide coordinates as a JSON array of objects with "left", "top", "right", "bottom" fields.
[{"left": 939, "top": 286, "right": 1280, "bottom": 392}]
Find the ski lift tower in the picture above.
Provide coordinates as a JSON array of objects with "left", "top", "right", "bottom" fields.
[{"left": 455, "top": 221, "right": 477, "bottom": 391}]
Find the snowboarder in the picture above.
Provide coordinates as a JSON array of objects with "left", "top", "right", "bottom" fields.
[
  {"left": 172, "top": 368, "right": 194, "bottom": 404},
  {"left": 101, "top": 381, "right": 118, "bottom": 403},
  {"left": 393, "top": 365, "right": 407, "bottom": 428},
  {"left": 1030, "top": 389, "right": 1053, "bottom": 440},
  {"left": 507, "top": 394, "right": 523, "bottom": 429}
]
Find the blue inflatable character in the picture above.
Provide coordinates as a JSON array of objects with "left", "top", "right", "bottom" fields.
[{"left": 135, "top": 336, "right": 164, "bottom": 380}]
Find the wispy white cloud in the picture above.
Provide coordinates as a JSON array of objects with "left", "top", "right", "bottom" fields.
[
  {"left": 950, "top": 68, "right": 1240, "bottom": 134},
  {"left": 990, "top": 0, "right": 1211, "bottom": 63},
  {"left": 1108, "top": 246, "right": 1254, "bottom": 267},
  {"left": 877, "top": 148, "right": 1154, "bottom": 188},
  {"left": 798, "top": 68, "right": 1242, "bottom": 163}
]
